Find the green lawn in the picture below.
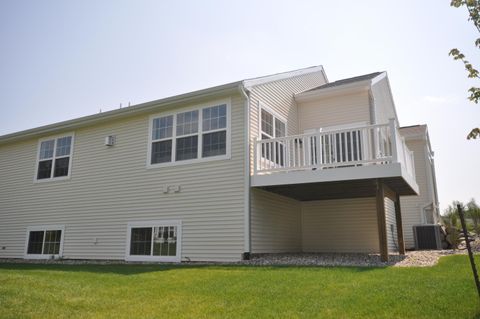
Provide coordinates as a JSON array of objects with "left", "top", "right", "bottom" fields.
[{"left": 0, "top": 255, "right": 479, "bottom": 319}]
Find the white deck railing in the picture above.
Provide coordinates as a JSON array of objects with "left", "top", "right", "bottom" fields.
[{"left": 254, "top": 119, "right": 415, "bottom": 180}]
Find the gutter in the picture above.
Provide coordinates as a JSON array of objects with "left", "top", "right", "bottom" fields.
[{"left": 238, "top": 83, "right": 251, "bottom": 259}]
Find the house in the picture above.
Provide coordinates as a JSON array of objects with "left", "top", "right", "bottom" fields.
[
  {"left": 399, "top": 125, "right": 440, "bottom": 248},
  {"left": 0, "top": 66, "right": 439, "bottom": 263}
]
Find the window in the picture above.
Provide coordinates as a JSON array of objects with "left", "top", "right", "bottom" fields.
[
  {"left": 202, "top": 104, "right": 227, "bottom": 157},
  {"left": 149, "top": 102, "right": 229, "bottom": 167},
  {"left": 36, "top": 134, "right": 74, "bottom": 181},
  {"left": 151, "top": 115, "right": 173, "bottom": 164},
  {"left": 260, "top": 107, "right": 286, "bottom": 165},
  {"left": 25, "top": 226, "right": 64, "bottom": 258},
  {"left": 126, "top": 221, "right": 182, "bottom": 262}
]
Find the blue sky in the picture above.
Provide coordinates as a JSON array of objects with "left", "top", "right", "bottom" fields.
[{"left": 0, "top": 0, "right": 479, "bottom": 211}]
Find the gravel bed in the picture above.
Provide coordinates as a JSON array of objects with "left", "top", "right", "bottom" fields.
[
  {"left": 2, "top": 244, "right": 476, "bottom": 268},
  {"left": 244, "top": 250, "right": 462, "bottom": 267},
  {"left": 0, "top": 250, "right": 468, "bottom": 268}
]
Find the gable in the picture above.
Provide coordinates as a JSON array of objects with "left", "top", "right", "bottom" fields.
[{"left": 371, "top": 76, "right": 398, "bottom": 125}]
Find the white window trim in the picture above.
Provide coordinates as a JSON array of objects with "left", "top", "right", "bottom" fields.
[
  {"left": 125, "top": 220, "right": 182, "bottom": 262},
  {"left": 24, "top": 225, "right": 65, "bottom": 259},
  {"left": 146, "top": 98, "right": 231, "bottom": 169},
  {"left": 258, "top": 103, "right": 288, "bottom": 168},
  {"left": 258, "top": 102, "right": 287, "bottom": 140},
  {"left": 34, "top": 132, "right": 75, "bottom": 183}
]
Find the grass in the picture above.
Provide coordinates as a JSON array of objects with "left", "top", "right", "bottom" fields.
[{"left": 0, "top": 255, "right": 479, "bottom": 319}]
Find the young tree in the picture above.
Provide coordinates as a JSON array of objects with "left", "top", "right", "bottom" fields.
[
  {"left": 442, "top": 201, "right": 464, "bottom": 249},
  {"left": 450, "top": 0, "right": 480, "bottom": 139},
  {"left": 467, "top": 198, "right": 480, "bottom": 235}
]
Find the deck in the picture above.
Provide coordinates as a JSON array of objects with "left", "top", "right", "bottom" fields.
[{"left": 252, "top": 119, "right": 418, "bottom": 199}]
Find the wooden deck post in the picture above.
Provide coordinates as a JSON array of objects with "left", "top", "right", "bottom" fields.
[
  {"left": 395, "top": 194, "right": 406, "bottom": 255},
  {"left": 376, "top": 179, "right": 389, "bottom": 262}
]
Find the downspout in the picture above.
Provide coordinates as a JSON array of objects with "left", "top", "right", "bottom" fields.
[
  {"left": 424, "top": 131, "right": 440, "bottom": 223},
  {"left": 425, "top": 129, "right": 440, "bottom": 220},
  {"left": 429, "top": 151, "right": 440, "bottom": 222},
  {"left": 239, "top": 83, "right": 251, "bottom": 259},
  {"left": 420, "top": 202, "right": 433, "bottom": 224},
  {"left": 368, "top": 89, "right": 376, "bottom": 125}
]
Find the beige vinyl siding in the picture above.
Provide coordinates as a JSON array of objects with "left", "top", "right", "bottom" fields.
[
  {"left": 400, "top": 139, "right": 429, "bottom": 249},
  {"left": 248, "top": 71, "right": 326, "bottom": 174},
  {"left": 301, "top": 198, "right": 380, "bottom": 253},
  {"left": 250, "top": 189, "right": 301, "bottom": 253},
  {"left": 297, "top": 91, "right": 371, "bottom": 132},
  {"left": 248, "top": 71, "right": 325, "bottom": 253},
  {"left": 371, "top": 78, "right": 396, "bottom": 125},
  {"left": 0, "top": 94, "right": 246, "bottom": 262},
  {"left": 385, "top": 197, "right": 398, "bottom": 252}
]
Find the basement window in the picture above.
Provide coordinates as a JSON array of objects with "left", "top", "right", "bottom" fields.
[
  {"left": 126, "top": 221, "right": 182, "bottom": 262},
  {"left": 25, "top": 226, "right": 64, "bottom": 259},
  {"left": 36, "top": 134, "right": 74, "bottom": 181}
]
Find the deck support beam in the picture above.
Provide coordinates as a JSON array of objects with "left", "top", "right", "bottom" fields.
[
  {"left": 395, "top": 193, "right": 406, "bottom": 255},
  {"left": 376, "top": 179, "right": 389, "bottom": 262}
]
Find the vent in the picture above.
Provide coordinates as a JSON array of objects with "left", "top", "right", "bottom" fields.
[
  {"left": 413, "top": 225, "right": 442, "bottom": 250},
  {"left": 105, "top": 135, "right": 116, "bottom": 146}
]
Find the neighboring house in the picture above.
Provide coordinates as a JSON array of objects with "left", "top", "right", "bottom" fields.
[
  {"left": 0, "top": 66, "right": 439, "bottom": 262},
  {"left": 399, "top": 125, "right": 440, "bottom": 249}
]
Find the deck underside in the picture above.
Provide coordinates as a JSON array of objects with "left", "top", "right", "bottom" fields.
[
  {"left": 256, "top": 177, "right": 414, "bottom": 201},
  {"left": 252, "top": 163, "right": 418, "bottom": 201}
]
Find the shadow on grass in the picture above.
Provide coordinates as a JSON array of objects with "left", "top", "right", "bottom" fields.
[{"left": 0, "top": 260, "right": 386, "bottom": 276}]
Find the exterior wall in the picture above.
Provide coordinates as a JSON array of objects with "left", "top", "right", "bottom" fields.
[
  {"left": 385, "top": 197, "right": 398, "bottom": 252},
  {"left": 0, "top": 93, "right": 246, "bottom": 262},
  {"left": 297, "top": 90, "right": 371, "bottom": 132},
  {"left": 400, "top": 139, "right": 430, "bottom": 249},
  {"left": 371, "top": 77, "right": 396, "bottom": 125},
  {"left": 248, "top": 71, "right": 326, "bottom": 174},
  {"left": 301, "top": 198, "right": 380, "bottom": 253},
  {"left": 248, "top": 70, "right": 325, "bottom": 254},
  {"left": 250, "top": 189, "right": 301, "bottom": 253}
]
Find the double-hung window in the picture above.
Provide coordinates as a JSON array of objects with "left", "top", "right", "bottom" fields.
[
  {"left": 176, "top": 110, "right": 199, "bottom": 161},
  {"left": 126, "top": 221, "right": 182, "bottom": 262},
  {"left": 151, "top": 115, "right": 174, "bottom": 164},
  {"left": 260, "top": 107, "right": 286, "bottom": 165},
  {"left": 25, "top": 225, "right": 64, "bottom": 259},
  {"left": 36, "top": 135, "right": 74, "bottom": 181},
  {"left": 149, "top": 102, "right": 229, "bottom": 166},
  {"left": 202, "top": 104, "right": 227, "bottom": 157}
]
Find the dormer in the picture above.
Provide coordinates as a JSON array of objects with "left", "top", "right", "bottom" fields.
[{"left": 295, "top": 72, "right": 399, "bottom": 133}]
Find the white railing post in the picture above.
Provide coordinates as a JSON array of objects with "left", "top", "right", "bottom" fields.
[
  {"left": 254, "top": 139, "right": 259, "bottom": 175},
  {"left": 316, "top": 132, "right": 321, "bottom": 167},
  {"left": 389, "top": 118, "right": 398, "bottom": 163}
]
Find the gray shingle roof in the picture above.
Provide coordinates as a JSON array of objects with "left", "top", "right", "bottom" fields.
[{"left": 304, "top": 72, "right": 383, "bottom": 93}]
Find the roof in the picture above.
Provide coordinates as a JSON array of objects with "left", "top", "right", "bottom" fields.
[
  {"left": 0, "top": 81, "right": 242, "bottom": 145},
  {"left": 0, "top": 66, "right": 325, "bottom": 145},
  {"left": 399, "top": 124, "right": 432, "bottom": 150},
  {"left": 399, "top": 124, "right": 427, "bottom": 137},
  {"left": 243, "top": 65, "right": 325, "bottom": 88},
  {"left": 303, "top": 72, "right": 383, "bottom": 93}
]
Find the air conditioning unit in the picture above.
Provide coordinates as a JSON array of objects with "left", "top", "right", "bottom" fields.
[
  {"left": 413, "top": 225, "right": 443, "bottom": 250},
  {"left": 105, "top": 135, "right": 116, "bottom": 146}
]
